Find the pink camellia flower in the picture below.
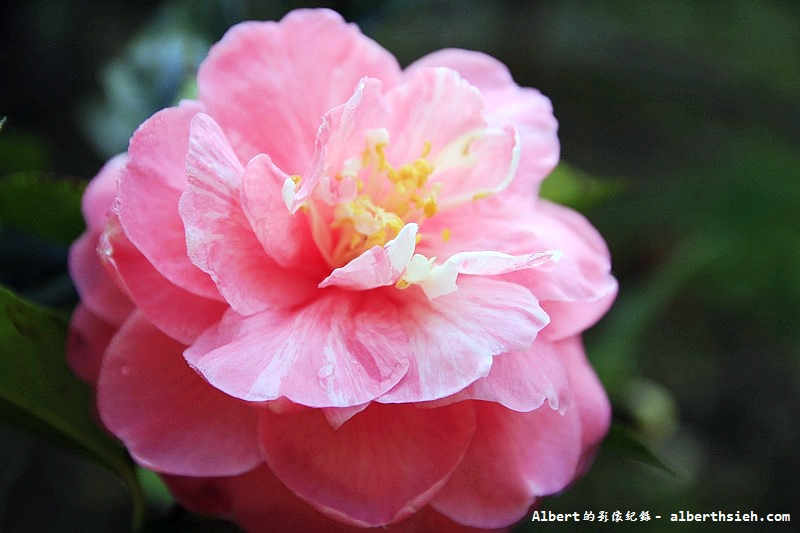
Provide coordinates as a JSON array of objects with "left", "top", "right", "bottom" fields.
[{"left": 67, "top": 8, "right": 616, "bottom": 532}]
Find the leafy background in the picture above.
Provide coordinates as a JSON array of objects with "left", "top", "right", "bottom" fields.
[{"left": 1, "top": 0, "right": 798, "bottom": 531}]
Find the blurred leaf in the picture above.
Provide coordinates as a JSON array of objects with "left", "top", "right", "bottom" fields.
[
  {"left": 0, "top": 287, "right": 144, "bottom": 529},
  {"left": 604, "top": 423, "right": 678, "bottom": 477},
  {"left": 0, "top": 172, "right": 85, "bottom": 245},
  {"left": 540, "top": 162, "right": 626, "bottom": 211}
]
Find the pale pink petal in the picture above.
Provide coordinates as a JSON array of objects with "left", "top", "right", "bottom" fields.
[
  {"left": 241, "top": 154, "right": 325, "bottom": 270},
  {"left": 287, "top": 77, "right": 389, "bottom": 211},
  {"left": 407, "top": 49, "right": 559, "bottom": 196},
  {"left": 463, "top": 340, "right": 571, "bottom": 413},
  {"left": 258, "top": 401, "right": 476, "bottom": 527},
  {"left": 431, "top": 402, "right": 582, "bottom": 528},
  {"left": 82, "top": 153, "right": 126, "bottom": 232},
  {"left": 198, "top": 9, "right": 402, "bottom": 173},
  {"left": 558, "top": 336, "right": 611, "bottom": 475},
  {"left": 97, "top": 311, "right": 262, "bottom": 476},
  {"left": 431, "top": 124, "right": 520, "bottom": 208},
  {"left": 100, "top": 215, "right": 226, "bottom": 345},
  {"left": 319, "top": 223, "right": 417, "bottom": 290},
  {"left": 407, "top": 49, "right": 515, "bottom": 94},
  {"left": 419, "top": 196, "right": 616, "bottom": 339},
  {"left": 185, "top": 290, "right": 410, "bottom": 407},
  {"left": 117, "top": 101, "right": 220, "bottom": 299},
  {"left": 66, "top": 304, "right": 118, "bottom": 385},
  {"left": 384, "top": 68, "right": 520, "bottom": 206},
  {"left": 180, "top": 113, "right": 318, "bottom": 314},
  {"left": 379, "top": 277, "right": 549, "bottom": 403},
  {"left": 68, "top": 231, "right": 134, "bottom": 326}
]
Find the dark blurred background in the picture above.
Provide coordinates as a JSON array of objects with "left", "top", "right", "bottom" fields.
[{"left": 1, "top": 0, "right": 798, "bottom": 531}]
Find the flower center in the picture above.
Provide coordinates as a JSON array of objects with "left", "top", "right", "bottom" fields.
[{"left": 316, "top": 129, "right": 440, "bottom": 267}]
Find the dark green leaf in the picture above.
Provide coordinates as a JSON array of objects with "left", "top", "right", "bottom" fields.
[
  {"left": 604, "top": 423, "right": 678, "bottom": 477},
  {"left": 0, "top": 172, "right": 86, "bottom": 244},
  {"left": 0, "top": 287, "right": 144, "bottom": 529},
  {"left": 540, "top": 162, "right": 626, "bottom": 211}
]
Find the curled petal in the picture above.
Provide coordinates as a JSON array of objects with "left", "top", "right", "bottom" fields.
[
  {"left": 241, "top": 154, "right": 324, "bottom": 270},
  {"left": 319, "top": 223, "right": 418, "bottom": 291},
  {"left": 181, "top": 113, "right": 317, "bottom": 314},
  {"left": 97, "top": 312, "right": 262, "bottom": 476}
]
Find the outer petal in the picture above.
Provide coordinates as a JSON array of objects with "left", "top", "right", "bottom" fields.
[
  {"left": 66, "top": 304, "right": 119, "bottom": 385},
  {"left": 319, "top": 223, "right": 418, "bottom": 290},
  {"left": 379, "top": 277, "right": 549, "bottom": 403},
  {"left": 407, "top": 49, "right": 559, "bottom": 196},
  {"left": 100, "top": 215, "right": 227, "bottom": 345},
  {"left": 184, "top": 290, "right": 410, "bottom": 407},
  {"left": 117, "top": 101, "right": 220, "bottom": 299},
  {"left": 81, "top": 153, "right": 126, "bottom": 233},
  {"left": 97, "top": 311, "right": 262, "bottom": 476},
  {"left": 198, "top": 9, "right": 402, "bottom": 173},
  {"left": 68, "top": 231, "right": 134, "bottom": 326},
  {"left": 558, "top": 336, "right": 611, "bottom": 475},
  {"left": 181, "top": 113, "right": 318, "bottom": 314},
  {"left": 431, "top": 402, "right": 582, "bottom": 528},
  {"left": 463, "top": 340, "right": 571, "bottom": 413},
  {"left": 258, "top": 401, "right": 476, "bottom": 527}
]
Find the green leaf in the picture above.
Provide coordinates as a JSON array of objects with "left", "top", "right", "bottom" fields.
[
  {"left": 0, "top": 172, "right": 86, "bottom": 244},
  {"left": 540, "top": 162, "right": 626, "bottom": 211},
  {"left": 604, "top": 423, "right": 678, "bottom": 477},
  {"left": 0, "top": 287, "right": 144, "bottom": 529}
]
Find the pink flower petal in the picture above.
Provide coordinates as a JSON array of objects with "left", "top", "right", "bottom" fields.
[
  {"left": 407, "top": 49, "right": 559, "bottom": 196},
  {"left": 185, "top": 290, "right": 410, "bottom": 407},
  {"left": 97, "top": 311, "right": 262, "bottom": 476},
  {"left": 558, "top": 336, "right": 611, "bottom": 475},
  {"left": 258, "top": 401, "right": 477, "bottom": 527},
  {"left": 117, "top": 101, "right": 220, "bottom": 300},
  {"left": 220, "top": 466, "right": 363, "bottom": 533},
  {"left": 431, "top": 402, "right": 582, "bottom": 528},
  {"left": 385, "top": 68, "right": 520, "bottom": 206},
  {"left": 379, "top": 277, "right": 549, "bottom": 403},
  {"left": 66, "top": 304, "right": 118, "bottom": 385},
  {"left": 68, "top": 231, "right": 134, "bottom": 326},
  {"left": 181, "top": 113, "right": 318, "bottom": 314},
  {"left": 287, "top": 77, "right": 389, "bottom": 212},
  {"left": 100, "top": 215, "right": 226, "bottom": 345},
  {"left": 241, "top": 153, "right": 325, "bottom": 270},
  {"left": 419, "top": 196, "right": 616, "bottom": 339},
  {"left": 81, "top": 153, "right": 126, "bottom": 233},
  {"left": 463, "top": 340, "right": 571, "bottom": 413},
  {"left": 198, "top": 9, "right": 402, "bottom": 173},
  {"left": 319, "top": 223, "right": 418, "bottom": 290}
]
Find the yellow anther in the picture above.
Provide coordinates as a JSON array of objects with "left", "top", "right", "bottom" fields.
[
  {"left": 290, "top": 174, "right": 302, "bottom": 185},
  {"left": 441, "top": 228, "right": 451, "bottom": 242}
]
